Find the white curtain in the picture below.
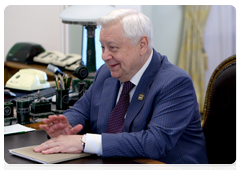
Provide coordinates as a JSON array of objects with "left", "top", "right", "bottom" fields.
[
  {"left": 178, "top": 5, "right": 211, "bottom": 113},
  {"left": 203, "top": 5, "right": 236, "bottom": 91}
]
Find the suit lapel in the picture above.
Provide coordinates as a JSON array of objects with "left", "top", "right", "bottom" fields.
[
  {"left": 97, "top": 77, "right": 120, "bottom": 133},
  {"left": 123, "top": 49, "right": 161, "bottom": 132}
]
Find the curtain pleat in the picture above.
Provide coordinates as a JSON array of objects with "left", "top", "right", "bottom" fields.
[{"left": 178, "top": 5, "right": 211, "bottom": 113}]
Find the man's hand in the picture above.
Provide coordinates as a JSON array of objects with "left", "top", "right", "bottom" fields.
[
  {"left": 33, "top": 135, "right": 84, "bottom": 154},
  {"left": 39, "top": 115, "right": 83, "bottom": 138}
]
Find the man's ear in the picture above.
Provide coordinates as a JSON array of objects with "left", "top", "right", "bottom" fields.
[{"left": 139, "top": 36, "right": 149, "bottom": 56}]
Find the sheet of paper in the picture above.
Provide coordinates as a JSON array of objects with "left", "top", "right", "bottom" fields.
[
  {"left": 9, "top": 145, "right": 92, "bottom": 164},
  {"left": 4, "top": 124, "right": 36, "bottom": 135}
]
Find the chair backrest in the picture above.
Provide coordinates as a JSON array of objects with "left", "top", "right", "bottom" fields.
[{"left": 202, "top": 54, "right": 236, "bottom": 164}]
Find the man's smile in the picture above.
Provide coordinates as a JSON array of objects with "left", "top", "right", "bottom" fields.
[{"left": 109, "top": 63, "right": 120, "bottom": 69}]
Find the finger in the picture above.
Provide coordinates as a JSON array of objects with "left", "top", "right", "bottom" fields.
[
  {"left": 58, "top": 115, "right": 69, "bottom": 125},
  {"left": 33, "top": 145, "right": 46, "bottom": 153},
  {"left": 44, "top": 115, "right": 61, "bottom": 128},
  {"left": 39, "top": 123, "right": 61, "bottom": 138},
  {"left": 39, "top": 124, "right": 50, "bottom": 131},
  {"left": 52, "top": 118, "right": 60, "bottom": 124},
  {"left": 33, "top": 139, "right": 57, "bottom": 153},
  {"left": 33, "top": 143, "right": 50, "bottom": 153},
  {"left": 42, "top": 118, "right": 51, "bottom": 124},
  {"left": 42, "top": 118, "right": 56, "bottom": 127},
  {"left": 41, "top": 146, "right": 63, "bottom": 154},
  {"left": 40, "top": 120, "right": 55, "bottom": 130},
  {"left": 71, "top": 124, "right": 83, "bottom": 134},
  {"left": 64, "top": 124, "right": 83, "bottom": 135},
  {"left": 48, "top": 115, "right": 59, "bottom": 123}
]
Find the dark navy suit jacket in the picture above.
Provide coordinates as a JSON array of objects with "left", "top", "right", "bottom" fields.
[{"left": 63, "top": 49, "right": 208, "bottom": 164}]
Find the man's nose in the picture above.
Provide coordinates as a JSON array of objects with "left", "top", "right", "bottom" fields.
[{"left": 102, "top": 50, "right": 113, "bottom": 61}]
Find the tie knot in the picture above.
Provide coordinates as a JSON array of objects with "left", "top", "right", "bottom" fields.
[{"left": 121, "top": 81, "right": 135, "bottom": 95}]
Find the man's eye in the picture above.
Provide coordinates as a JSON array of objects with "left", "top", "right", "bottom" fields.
[{"left": 110, "top": 46, "right": 117, "bottom": 50}]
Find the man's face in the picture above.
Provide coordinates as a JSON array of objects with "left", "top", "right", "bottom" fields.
[{"left": 100, "top": 22, "right": 144, "bottom": 82}]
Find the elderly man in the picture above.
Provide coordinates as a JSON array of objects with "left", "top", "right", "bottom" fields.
[{"left": 34, "top": 9, "right": 208, "bottom": 164}]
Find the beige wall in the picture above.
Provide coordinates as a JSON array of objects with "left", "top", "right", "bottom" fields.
[
  {"left": 142, "top": 5, "right": 183, "bottom": 65},
  {"left": 4, "top": 5, "right": 64, "bottom": 61},
  {"left": 4, "top": 5, "right": 183, "bottom": 66}
]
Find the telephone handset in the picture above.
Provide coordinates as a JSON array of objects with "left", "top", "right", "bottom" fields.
[
  {"left": 33, "top": 51, "right": 65, "bottom": 64},
  {"left": 5, "top": 69, "right": 50, "bottom": 91}
]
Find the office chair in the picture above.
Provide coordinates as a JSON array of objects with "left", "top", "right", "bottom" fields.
[{"left": 202, "top": 54, "right": 236, "bottom": 164}]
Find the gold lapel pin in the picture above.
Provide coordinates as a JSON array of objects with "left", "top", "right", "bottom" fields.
[{"left": 138, "top": 94, "right": 144, "bottom": 101}]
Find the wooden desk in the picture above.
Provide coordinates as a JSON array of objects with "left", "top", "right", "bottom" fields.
[
  {"left": 24, "top": 121, "right": 45, "bottom": 131},
  {"left": 20, "top": 122, "right": 180, "bottom": 170},
  {"left": 4, "top": 61, "right": 75, "bottom": 85}
]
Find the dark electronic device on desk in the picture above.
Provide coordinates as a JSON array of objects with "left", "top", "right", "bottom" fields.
[
  {"left": 4, "top": 91, "right": 16, "bottom": 125},
  {"left": 4, "top": 90, "right": 16, "bottom": 98},
  {"left": 6, "top": 42, "right": 45, "bottom": 64},
  {"left": 4, "top": 87, "right": 56, "bottom": 125},
  {"left": 47, "top": 64, "right": 88, "bottom": 105},
  {"left": 72, "top": 63, "right": 89, "bottom": 98},
  {"left": 30, "top": 92, "right": 54, "bottom": 122},
  {"left": 8, "top": 87, "right": 56, "bottom": 106},
  {"left": 4, "top": 101, "right": 16, "bottom": 125}
]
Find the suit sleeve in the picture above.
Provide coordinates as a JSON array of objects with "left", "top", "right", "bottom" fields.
[
  {"left": 62, "top": 65, "right": 104, "bottom": 134},
  {"left": 102, "top": 74, "right": 199, "bottom": 160}
]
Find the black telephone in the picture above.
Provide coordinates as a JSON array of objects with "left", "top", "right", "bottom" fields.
[{"left": 6, "top": 42, "right": 45, "bottom": 64}]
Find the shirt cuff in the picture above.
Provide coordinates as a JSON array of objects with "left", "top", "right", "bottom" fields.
[{"left": 84, "top": 133, "right": 102, "bottom": 156}]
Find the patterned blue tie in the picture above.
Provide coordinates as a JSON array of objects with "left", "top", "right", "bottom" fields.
[{"left": 106, "top": 81, "right": 135, "bottom": 133}]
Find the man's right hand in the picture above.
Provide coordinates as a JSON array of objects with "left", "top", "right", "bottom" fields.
[{"left": 39, "top": 115, "right": 83, "bottom": 138}]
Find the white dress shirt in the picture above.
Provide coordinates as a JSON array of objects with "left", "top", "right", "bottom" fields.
[{"left": 84, "top": 50, "right": 153, "bottom": 155}]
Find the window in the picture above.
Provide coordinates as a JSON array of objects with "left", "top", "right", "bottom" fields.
[{"left": 82, "top": 26, "right": 104, "bottom": 71}]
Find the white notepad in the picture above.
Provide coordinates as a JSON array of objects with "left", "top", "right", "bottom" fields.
[
  {"left": 4, "top": 124, "right": 36, "bottom": 135},
  {"left": 9, "top": 145, "right": 92, "bottom": 164}
]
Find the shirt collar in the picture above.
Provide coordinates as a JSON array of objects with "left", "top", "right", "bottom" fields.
[{"left": 130, "top": 49, "right": 153, "bottom": 86}]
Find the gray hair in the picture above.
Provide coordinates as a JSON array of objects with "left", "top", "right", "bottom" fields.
[{"left": 97, "top": 9, "right": 154, "bottom": 49}]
